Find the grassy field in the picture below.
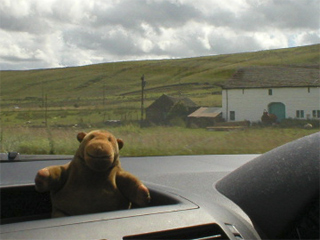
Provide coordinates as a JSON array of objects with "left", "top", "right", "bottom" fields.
[
  {"left": 1, "top": 44, "right": 319, "bottom": 128},
  {"left": 1, "top": 44, "right": 319, "bottom": 156},
  {"left": 1, "top": 125, "right": 318, "bottom": 156}
]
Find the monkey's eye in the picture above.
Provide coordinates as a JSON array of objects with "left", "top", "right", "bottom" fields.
[{"left": 108, "top": 137, "right": 112, "bottom": 142}]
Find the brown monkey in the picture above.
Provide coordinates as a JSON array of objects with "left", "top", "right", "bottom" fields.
[{"left": 35, "top": 130, "right": 150, "bottom": 218}]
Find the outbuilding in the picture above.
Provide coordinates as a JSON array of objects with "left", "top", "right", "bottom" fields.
[
  {"left": 146, "top": 94, "right": 198, "bottom": 125},
  {"left": 187, "top": 107, "right": 222, "bottom": 127}
]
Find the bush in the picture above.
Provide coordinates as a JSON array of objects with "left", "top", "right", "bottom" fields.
[
  {"left": 18, "top": 141, "right": 49, "bottom": 154},
  {"left": 280, "top": 118, "right": 320, "bottom": 128}
]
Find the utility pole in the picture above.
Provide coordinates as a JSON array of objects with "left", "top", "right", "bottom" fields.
[{"left": 140, "top": 74, "right": 146, "bottom": 127}]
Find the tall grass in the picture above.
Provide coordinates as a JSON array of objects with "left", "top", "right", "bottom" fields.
[
  {"left": 1, "top": 125, "right": 318, "bottom": 156},
  {"left": 1, "top": 127, "right": 79, "bottom": 155}
]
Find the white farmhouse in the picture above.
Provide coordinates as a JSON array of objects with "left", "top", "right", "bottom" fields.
[{"left": 221, "top": 66, "right": 320, "bottom": 123}]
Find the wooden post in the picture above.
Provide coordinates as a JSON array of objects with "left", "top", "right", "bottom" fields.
[
  {"left": 44, "top": 94, "right": 48, "bottom": 127},
  {"left": 140, "top": 75, "right": 146, "bottom": 127}
]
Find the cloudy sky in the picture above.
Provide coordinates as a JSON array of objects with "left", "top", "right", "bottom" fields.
[{"left": 1, "top": 0, "right": 319, "bottom": 70}]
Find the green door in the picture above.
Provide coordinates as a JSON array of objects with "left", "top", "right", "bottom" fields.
[{"left": 268, "top": 102, "right": 286, "bottom": 122}]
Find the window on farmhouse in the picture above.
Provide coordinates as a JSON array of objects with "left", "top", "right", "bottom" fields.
[
  {"left": 312, "top": 110, "right": 320, "bottom": 118},
  {"left": 230, "top": 111, "right": 235, "bottom": 121},
  {"left": 296, "top": 110, "right": 304, "bottom": 118},
  {"left": 268, "top": 89, "right": 273, "bottom": 95}
]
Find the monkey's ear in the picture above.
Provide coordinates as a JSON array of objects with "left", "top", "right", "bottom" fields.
[
  {"left": 77, "top": 132, "right": 87, "bottom": 143},
  {"left": 117, "top": 139, "right": 124, "bottom": 150}
]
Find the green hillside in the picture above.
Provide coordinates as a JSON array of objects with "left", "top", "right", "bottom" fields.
[{"left": 1, "top": 44, "right": 319, "bottom": 127}]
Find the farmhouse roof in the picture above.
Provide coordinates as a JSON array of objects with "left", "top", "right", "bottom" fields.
[
  {"left": 188, "top": 107, "right": 222, "bottom": 118},
  {"left": 222, "top": 66, "right": 320, "bottom": 89}
]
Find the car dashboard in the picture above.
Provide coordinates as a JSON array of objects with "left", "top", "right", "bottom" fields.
[
  {"left": 0, "top": 154, "right": 260, "bottom": 239},
  {"left": 1, "top": 132, "right": 319, "bottom": 239}
]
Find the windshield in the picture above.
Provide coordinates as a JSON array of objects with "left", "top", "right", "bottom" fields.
[{"left": 1, "top": 0, "right": 319, "bottom": 157}]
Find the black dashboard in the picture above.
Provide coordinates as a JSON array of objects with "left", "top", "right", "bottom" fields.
[{"left": 1, "top": 132, "right": 319, "bottom": 239}]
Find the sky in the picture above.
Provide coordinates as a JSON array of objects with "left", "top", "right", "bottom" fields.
[{"left": 0, "top": 0, "right": 319, "bottom": 70}]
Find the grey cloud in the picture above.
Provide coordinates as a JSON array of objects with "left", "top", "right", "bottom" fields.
[
  {"left": 0, "top": 8, "right": 51, "bottom": 34},
  {"left": 91, "top": 0, "right": 202, "bottom": 32},
  {"left": 297, "top": 32, "right": 320, "bottom": 45},
  {"left": 240, "top": 0, "right": 320, "bottom": 31},
  {"left": 203, "top": 0, "right": 320, "bottom": 32},
  {"left": 63, "top": 27, "right": 143, "bottom": 56},
  {"left": 1, "top": 55, "right": 40, "bottom": 63}
]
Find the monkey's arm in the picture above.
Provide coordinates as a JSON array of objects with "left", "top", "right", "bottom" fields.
[
  {"left": 116, "top": 170, "right": 151, "bottom": 207},
  {"left": 35, "top": 162, "right": 70, "bottom": 192}
]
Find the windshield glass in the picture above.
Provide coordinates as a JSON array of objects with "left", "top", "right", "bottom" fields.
[{"left": 1, "top": 0, "right": 319, "bottom": 157}]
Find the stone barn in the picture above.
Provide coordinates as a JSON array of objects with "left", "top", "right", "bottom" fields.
[{"left": 146, "top": 94, "right": 198, "bottom": 125}]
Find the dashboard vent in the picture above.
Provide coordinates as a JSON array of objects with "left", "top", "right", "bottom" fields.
[
  {"left": 225, "top": 224, "right": 243, "bottom": 239},
  {"left": 123, "top": 223, "right": 229, "bottom": 239}
]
